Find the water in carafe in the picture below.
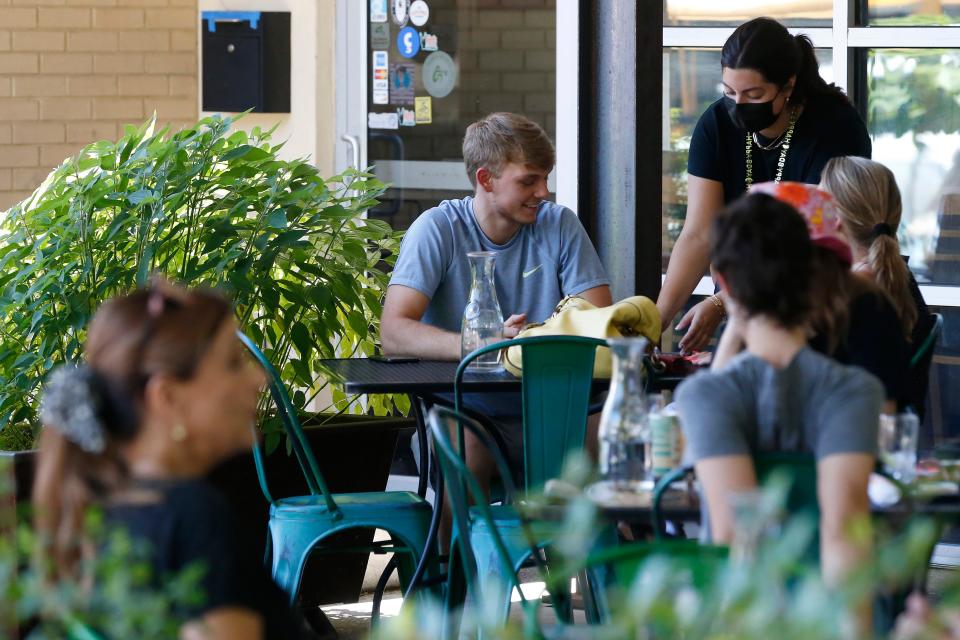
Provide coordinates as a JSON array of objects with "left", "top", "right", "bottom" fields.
[
  {"left": 461, "top": 251, "right": 503, "bottom": 370},
  {"left": 598, "top": 337, "right": 650, "bottom": 490}
]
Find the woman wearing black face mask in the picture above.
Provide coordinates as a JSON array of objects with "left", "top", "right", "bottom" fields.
[{"left": 657, "top": 17, "right": 871, "bottom": 353}]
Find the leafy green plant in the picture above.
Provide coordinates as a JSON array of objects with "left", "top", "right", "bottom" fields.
[
  {"left": 0, "top": 114, "right": 405, "bottom": 451},
  {"left": 375, "top": 460, "right": 942, "bottom": 640}
]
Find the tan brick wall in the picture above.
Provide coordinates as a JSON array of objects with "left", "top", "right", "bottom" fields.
[{"left": 0, "top": 0, "right": 198, "bottom": 209}]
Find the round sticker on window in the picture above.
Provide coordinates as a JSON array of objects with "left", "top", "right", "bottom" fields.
[
  {"left": 391, "top": 0, "right": 409, "bottom": 26},
  {"left": 409, "top": 0, "right": 429, "bottom": 27},
  {"left": 422, "top": 50, "right": 456, "bottom": 98},
  {"left": 397, "top": 26, "right": 420, "bottom": 58}
]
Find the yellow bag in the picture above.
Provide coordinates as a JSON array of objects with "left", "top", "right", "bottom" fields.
[{"left": 502, "top": 295, "right": 661, "bottom": 378}]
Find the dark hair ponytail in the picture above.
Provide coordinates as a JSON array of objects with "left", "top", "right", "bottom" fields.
[{"left": 721, "top": 17, "right": 849, "bottom": 105}]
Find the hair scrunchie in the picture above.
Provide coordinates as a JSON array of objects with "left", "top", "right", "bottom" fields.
[
  {"left": 871, "top": 222, "right": 895, "bottom": 239},
  {"left": 40, "top": 365, "right": 108, "bottom": 453}
]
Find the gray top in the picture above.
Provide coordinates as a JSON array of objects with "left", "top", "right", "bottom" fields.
[
  {"left": 676, "top": 347, "right": 884, "bottom": 463},
  {"left": 675, "top": 347, "right": 883, "bottom": 542},
  {"left": 389, "top": 196, "right": 610, "bottom": 331}
]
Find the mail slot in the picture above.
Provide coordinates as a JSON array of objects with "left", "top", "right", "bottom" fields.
[{"left": 201, "top": 11, "right": 291, "bottom": 113}]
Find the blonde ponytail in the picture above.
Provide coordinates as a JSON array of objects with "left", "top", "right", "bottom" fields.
[
  {"left": 867, "top": 229, "right": 917, "bottom": 337},
  {"left": 821, "top": 156, "right": 917, "bottom": 338}
]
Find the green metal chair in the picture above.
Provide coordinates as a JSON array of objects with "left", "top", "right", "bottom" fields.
[
  {"left": 454, "top": 335, "right": 609, "bottom": 492},
  {"left": 652, "top": 452, "right": 820, "bottom": 549},
  {"left": 66, "top": 621, "right": 107, "bottom": 640},
  {"left": 237, "top": 331, "right": 437, "bottom": 610},
  {"left": 559, "top": 539, "right": 729, "bottom": 625},
  {"left": 455, "top": 336, "right": 615, "bottom": 615},
  {"left": 428, "top": 406, "right": 572, "bottom": 637},
  {"left": 910, "top": 312, "right": 943, "bottom": 369}
]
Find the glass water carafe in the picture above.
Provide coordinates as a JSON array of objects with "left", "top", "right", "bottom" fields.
[
  {"left": 598, "top": 337, "right": 650, "bottom": 489},
  {"left": 461, "top": 251, "right": 503, "bottom": 370}
]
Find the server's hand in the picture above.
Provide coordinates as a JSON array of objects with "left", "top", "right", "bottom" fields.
[{"left": 676, "top": 299, "right": 723, "bottom": 353}]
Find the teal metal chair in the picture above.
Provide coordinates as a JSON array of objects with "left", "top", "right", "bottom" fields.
[
  {"left": 428, "top": 406, "right": 573, "bottom": 637},
  {"left": 455, "top": 336, "right": 615, "bottom": 617},
  {"left": 66, "top": 621, "right": 107, "bottom": 640},
  {"left": 237, "top": 332, "right": 437, "bottom": 611},
  {"left": 454, "top": 335, "right": 609, "bottom": 491},
  {"left": 910, "top": 312, "right": 943, "bottom": 369},
  {"left": 556, "top": 540, "right": 730, "bottom": 626},
  {"left": 652, "top": 452, "right": 820, "bottom": 548}
]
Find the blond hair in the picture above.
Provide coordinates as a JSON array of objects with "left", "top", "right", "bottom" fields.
[
  {"left": 462, "top": 112, "right": 555, "bottom": 188},
  {"left": 821, "top": 156, "right": 916, "bottom": 337}
]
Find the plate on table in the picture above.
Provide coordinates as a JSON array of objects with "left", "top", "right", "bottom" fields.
[
  {"left": 869, "top": 472, "right": 959, "bottom": 507},
  {"left": 586, "top": 479, "right": 693, "bottom": 508}
]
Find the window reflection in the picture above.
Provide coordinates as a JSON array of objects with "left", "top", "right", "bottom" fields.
[
  {"left": 664, "top": 0, "right": 831, "bottom": 26},
  {"left": 865, "top": 0, "right": 960, "bottom": 26},
  {"left": 866, "top": 49, "right": 960, "bottom": 285}
]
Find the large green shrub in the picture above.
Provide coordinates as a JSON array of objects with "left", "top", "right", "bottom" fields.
[{"left": 0, "top": 115, "right": 403, "bottom": 451}]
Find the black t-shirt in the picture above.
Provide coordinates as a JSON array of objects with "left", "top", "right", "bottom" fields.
[
  {"left": 688, "top": 96, "right": 872, "bottom": 203},
  {"left": 106, "top": 478, "right": 304, "bottom": 639},
  {"left": 809, "top": 289, "right": 910, "bottom": 405}
]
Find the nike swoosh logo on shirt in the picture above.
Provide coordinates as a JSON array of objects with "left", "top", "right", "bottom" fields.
[{"left": 522, "top": 265, "right": 542, "bottom": 278}]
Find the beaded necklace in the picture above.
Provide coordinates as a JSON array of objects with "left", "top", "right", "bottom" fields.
[{"left": 744, "top": 105, "right": 799, "bottom": 191}]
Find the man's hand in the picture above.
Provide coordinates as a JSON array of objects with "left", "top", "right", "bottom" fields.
[{"left": 503, "top": 314, "right": 527, "bottom": 338}]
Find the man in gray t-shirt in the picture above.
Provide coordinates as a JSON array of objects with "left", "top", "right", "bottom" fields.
[
  {"left": 381, "top": 113, "right": 611, "bottom": 489},
  {"left": 382, "top": 113, "right": 610, "bottom": 361}
]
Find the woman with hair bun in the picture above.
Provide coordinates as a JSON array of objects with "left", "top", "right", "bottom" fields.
[
  {"left": 659, "top": 17, "right": 872, "bottom": 353},
  {"left": 32, "top": 281, "right": 308, "bottom": 639}
]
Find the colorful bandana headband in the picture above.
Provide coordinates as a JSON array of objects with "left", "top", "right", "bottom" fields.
[{"left": 750, "top": 181, "right": 853, "bottom": 266}]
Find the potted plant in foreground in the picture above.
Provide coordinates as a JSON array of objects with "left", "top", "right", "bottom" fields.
[{"left": 0, "top": 114, "right": 410, "bottom": 606}]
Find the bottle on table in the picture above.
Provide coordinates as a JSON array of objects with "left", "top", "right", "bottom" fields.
[
  {"left": 461, "top": 251, "right": 503, "bottom": 370},
  {"left": 649, "top": 391, "right": 683, "bottom": 480},
  {"left": 598, "top": 337, "right": 650, "bottom": 490}
]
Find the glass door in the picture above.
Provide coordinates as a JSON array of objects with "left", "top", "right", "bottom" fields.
[{"left": 337, "top": 0, "right": 576, "bottom": 232}]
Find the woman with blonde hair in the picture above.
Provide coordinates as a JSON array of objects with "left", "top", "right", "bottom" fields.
[
  {"left": 821, "top": 156, "right": 928, "bottom": 339},
  {"left": 821, "top": 156, "right": 933, "bottom": 413}
]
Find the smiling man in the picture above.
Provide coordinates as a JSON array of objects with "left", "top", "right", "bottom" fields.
[
  {"left": 381, "top": 112, "right": 611, "bottom": 502},
  {"left": 381, "top": 112, "right": 611, "bottom": 360}
]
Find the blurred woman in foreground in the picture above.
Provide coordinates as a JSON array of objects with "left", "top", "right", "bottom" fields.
[{"left": 33, "top": 281, "right": 306, "bottom": 639}]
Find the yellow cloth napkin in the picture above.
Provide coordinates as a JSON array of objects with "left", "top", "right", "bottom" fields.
[{"left": 502, "top": 295, "right": 661, "bottom": 378}]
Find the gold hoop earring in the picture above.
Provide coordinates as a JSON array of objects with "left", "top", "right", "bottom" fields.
[{"left": 171, "top": 422, "right": 188, "bottom": 442}]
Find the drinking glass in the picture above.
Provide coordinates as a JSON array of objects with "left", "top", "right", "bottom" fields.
[{"left": 878, "top": 413, "right": 919, "bottom": 483}]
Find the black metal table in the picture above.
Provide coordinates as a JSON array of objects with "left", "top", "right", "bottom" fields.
[
  {"left": 317, "top": 357, "right": 686, "bottom": 396},
  {"left": 582, "top": 484, "right": 960, "bottom": 526}
]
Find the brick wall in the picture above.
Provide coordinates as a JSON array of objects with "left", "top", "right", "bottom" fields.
[{"left": 0, "top": 0, "right": 198, "bottom": 210}]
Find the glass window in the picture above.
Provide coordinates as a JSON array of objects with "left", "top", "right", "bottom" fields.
[
  {"left": 661, "top": 47, "right": 834, "bottom": 273},
  {"left": 365, "top": 0, "right": 556, "bottom": 231},
  {"left": 664, "top": 0, "right": 832, "bottom": 26},
  {"left": 863, "top": 0, "right": 960, "bottom": 26},
  {"left": 865, "top": 49, "right": 960, "bottom": 285}
]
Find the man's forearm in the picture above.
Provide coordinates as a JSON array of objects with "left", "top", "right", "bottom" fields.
[{"left": 382, "top": 318, "right": 462, "bottom": 360}]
